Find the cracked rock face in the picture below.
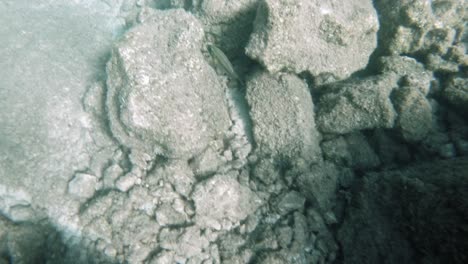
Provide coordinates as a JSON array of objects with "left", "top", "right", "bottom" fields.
[
  {"left": 106, "top": 9, "right": 231, "bottom": 160},
  {"left": 246, "top": 0, "right": 379, "bottom": 79}
]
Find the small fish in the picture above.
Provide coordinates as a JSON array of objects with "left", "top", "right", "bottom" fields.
[{"left": 207, "top": 44, "right": 243, "bottom": 85}]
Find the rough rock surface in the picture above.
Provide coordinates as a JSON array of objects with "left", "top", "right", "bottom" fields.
[
  {"left": 246, "top": 0, "right": 379, "bottom": 79},
  {"left": 443, "top": 77, "right": 468, "bottom": 114},
  {"left": 106, "top": 9, "right": 231, "bottom": 161},
  {"left": 296, "top": 162, "right": 339, "bottom": 211},
  {"left": 321, "top": 132, "right": 381, "bottom": 169},
  {"left": 192, "top": 173, "right": 262, "bottom": 230},
  {"left": 316, "top": 75, "right": 398, "bottom": 134},
  {"left": 67, "top": 172, "right": 99, "bottom": 200},
  {"left": 374, "top": 0, "right": 467, "bottom": 71},
  {"left": 392, "top": 86, "right": 433, "bottom": 142},
  {"left": 246, "top": 71, "right": 322, "bottom": 165},
  {"left": 377, "top": 55, "right": 434, "bottom": 95}
]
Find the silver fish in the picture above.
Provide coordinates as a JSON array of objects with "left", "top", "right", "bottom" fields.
[{"left": 207, "top": 44, "right": 242, "bottom": 84}]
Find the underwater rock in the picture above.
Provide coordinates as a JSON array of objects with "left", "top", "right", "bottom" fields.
[
  {"left": 246, "top": 0, "right": 379, "bottom": 79},
  {"left": 316, "top": 75, "right": 397, "bottom": 134},
  {"left": 246, "top": 71, "right": 322, "bottom": 165},
  {"left": 106, "top": 9, "right": 231, "bottom": 161}
]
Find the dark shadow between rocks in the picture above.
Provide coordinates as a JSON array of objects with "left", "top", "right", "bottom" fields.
[
  {"left": 338, "top": 157, "right": 468, "bottom": 264},
  {"left": 0, "top": 216, "right": 121, "bottom": 264}
]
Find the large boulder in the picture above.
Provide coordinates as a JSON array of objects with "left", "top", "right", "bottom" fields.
[
  {"left": 106, "top": 9, "right": 231, "bottom": 161},
  {"left": 246, "top": 0, "right": 379, "bottom": 79}
]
